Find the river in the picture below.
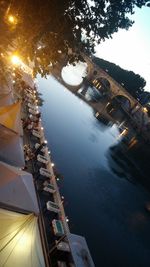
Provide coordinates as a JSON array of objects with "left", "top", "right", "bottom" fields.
[{"left": 38, "top": 75, "right": 150, "bottom": 267}]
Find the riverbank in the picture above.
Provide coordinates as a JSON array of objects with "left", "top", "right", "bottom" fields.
[{"left": 13, "top": 69, "right": 95, "bottom": 267}]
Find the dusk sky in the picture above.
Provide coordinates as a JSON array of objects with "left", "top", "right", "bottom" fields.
[{"left": 95, "top": 6, "right": 150, "bottom": 91}]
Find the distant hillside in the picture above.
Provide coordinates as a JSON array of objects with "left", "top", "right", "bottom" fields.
[{"left": 93, "top": 57, "right": 146, "bottom": 98}]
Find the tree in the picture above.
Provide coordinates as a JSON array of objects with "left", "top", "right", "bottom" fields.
[
  {"left": 0, "top": 0, "right": 149, "bottom": 77},
  {"left": 138, "top": 91, "right": 150, "bottom": 105},
  {"left": 93, "top": 57, "right": 146, "bottom": 98}
]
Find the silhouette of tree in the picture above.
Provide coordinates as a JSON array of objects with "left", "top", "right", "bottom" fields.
[
  {"left": 138, "top": 91, "right": 150, "bottom": 104},
  {"left": 0, "top": 1, "right": 149, "bottom": 76},
  {"left": 93, "top": 57, "right": 146, "bottom": 98}
]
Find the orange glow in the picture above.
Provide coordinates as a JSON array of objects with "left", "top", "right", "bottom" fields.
[
  {"left": 8, "top": 15, "right": 15, "bottom": 23},
  {"left": 11, "top": 55, "right": 21, "bottom": 65},
  {"left": 143, "top": 107, "right": 148, "bottom": 113}
]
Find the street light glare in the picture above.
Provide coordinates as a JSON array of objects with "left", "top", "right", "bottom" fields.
[
  {"left": 8, "top": 15, "right": 15, "bottom": 24},
  {"left": 11, "top": 55, "right": 21, "bottom": 65},
  {"left": 143, "top": 107, "right": 148, "bottom": 113}
]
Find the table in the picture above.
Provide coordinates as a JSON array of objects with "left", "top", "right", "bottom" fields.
[
  {"left": 35, "top": 143, "right": 47, "bottom": 152},
  {"left": 32, "top": 129, "right": 43, "bottom": 138},
  {"left": 40, "top": 167, "right": 52, "bottom": 177},
  {"left": 37, "top": 154, "right": 49, "bottom": 164},
  {"left": 29, "top": 108, "right": 39, "bottom": 115}
]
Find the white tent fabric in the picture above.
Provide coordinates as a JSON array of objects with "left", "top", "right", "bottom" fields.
[
  {"left": 0, "top": 124, "right": 24, "bottom": 167},
  {"left": 0, "top": 209, "right": 46, "bottom": 267},
  {"left": 0, "top": 161, "right": 39, "bottom": 214},
  {"left": 0, "top": 101, "right": 23, "bottom": 135}
]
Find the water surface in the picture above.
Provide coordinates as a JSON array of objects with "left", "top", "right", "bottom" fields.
[{"left": 38, "top": 75, "right": 150, "bottom": 267}]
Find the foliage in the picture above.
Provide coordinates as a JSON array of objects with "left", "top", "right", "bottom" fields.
[
  {"left": 93, "top": 57, "right": 146, "bottom": 98},
  {"left": 0, "top": 0, "right": 149, "bottom": 77},
  {"left": 138, "top": 91, "right": 150, "bottom": 104}
]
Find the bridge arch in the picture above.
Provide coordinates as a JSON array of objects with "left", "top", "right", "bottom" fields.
[
  {"left": 61, "top": 61, "right": 87, "bottom": 88},
  {"left": 107, "top": 95, "right": 132, "bottom": 113},
  {"left": 82, "top": 54, "right": 137, "bottom": 109},
  {"left": 91, "top": 77, "right": 111, "bottom": 97}
]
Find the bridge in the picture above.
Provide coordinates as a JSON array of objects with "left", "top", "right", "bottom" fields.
[
  {"left": 52, "top": 54, "right": 138, "bottom": 108},
  {"left": 51, "top": 53, "right": 150, "bottom": 143}
]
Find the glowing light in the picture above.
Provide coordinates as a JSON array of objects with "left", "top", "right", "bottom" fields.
[
  {"left": 118, "top": 128, "right": 128, "bottom": 139},
  {"left": 11, "top": 55, "right": 21, "bottom": 65},
  {"left": 37, "top": 45, "right": 42, "bottom": 50},
  {"left": 41, "top": 127, "right": 44, "bottom": 130},
  {"left": 106, "top": 102, "right": 110, "bottom": 107},
  {"left": 44, "top": 140, "right": 48, "bottom": 144},
  {"left": 51, "top": 163, "right": 55, "bottom": 167},
  {"left": 66, "top": 217, "right": 69, "bottom": 222},
  {"left": 143, "top": 107, "right": 148, "bottom": 113},
  {"left": 8, "top": 15, "right": 15, "bottom": 24}
]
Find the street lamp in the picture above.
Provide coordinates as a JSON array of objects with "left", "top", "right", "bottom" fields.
[
  {"left": 11, "top": 55, "right": 21, "bottom": 65},
  {"left": 7, "top": 14, "right": 18, "bottom": 25},
  {"left": 8, "top": 15, "right": 15, "bottom": 23},
  {"left": 143, "top": 107, "right": 148, "bottom": 113}
]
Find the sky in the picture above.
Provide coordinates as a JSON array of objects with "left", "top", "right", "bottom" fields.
[{"left": 95, "top": 6, "right": 150, "bottom": 91}]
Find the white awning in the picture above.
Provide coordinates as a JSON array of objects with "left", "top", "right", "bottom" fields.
[
  {"left": 0, "top": 125, "right": 24, "bottom": 167},
  {"left": 0, "top": 209, "right": 45, "bottom": 267},
  {"left": 0, "top": 161, "right": 39, "bottom": 214},
  {"left": 0, "top": 101, "right": 23, "bottom": 135}
]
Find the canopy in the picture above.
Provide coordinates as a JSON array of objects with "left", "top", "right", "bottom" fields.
[
  {"left": 0, "top": 124, "right": 24, "bottom": 167},
  {"left": 0, "top": 101, "right": 22, "bottom": 135},
  {"left": 0, "top": 209, "right": 45, "bottom": 267},
  {"left": 0, "top": 92, "right": 13, "bottom": 107},
  {"left": 0, "top": 161, "right": 39, "bottom": 214}
]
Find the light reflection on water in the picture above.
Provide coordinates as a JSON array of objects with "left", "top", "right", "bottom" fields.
[{"left": 38, "top": 75, "right": 150, "bottom": 267}]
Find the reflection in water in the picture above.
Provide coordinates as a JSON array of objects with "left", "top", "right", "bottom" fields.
[
  {"left": 38, "top": 75, "right": 150, "bottom": 267},
  {"left": 84, "top": 86, "right": 102, "bottom": 102},
  {"left": 107, "top": 136, "right": 150, "bottom": 189},
  {"left": 107, "top": 145, "right": 139, "bottom": 184}
]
